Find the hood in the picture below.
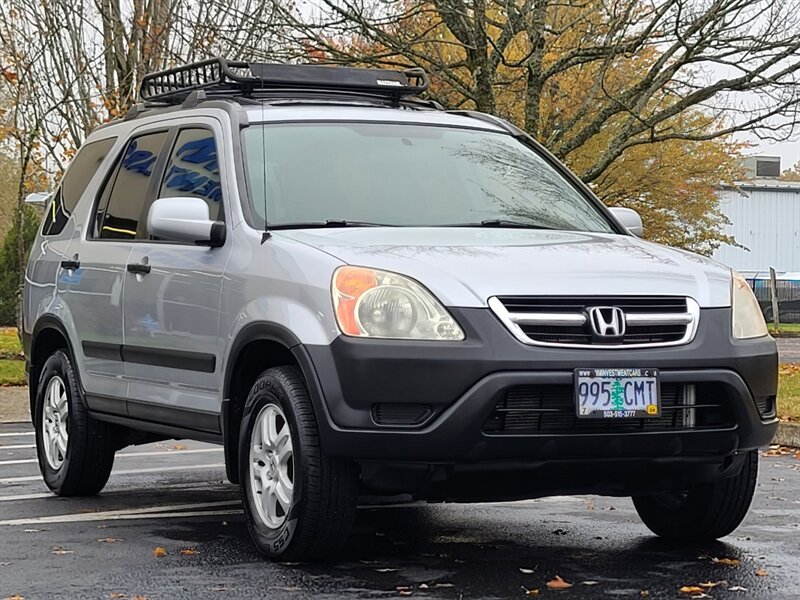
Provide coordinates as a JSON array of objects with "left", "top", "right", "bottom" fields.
[{"left": 276, "top": 228, "right": 732, "bottom": 308}]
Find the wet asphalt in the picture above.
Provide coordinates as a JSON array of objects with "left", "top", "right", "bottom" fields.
[{"left": 1, "top": 422, "right": 798, "bottom": 600}]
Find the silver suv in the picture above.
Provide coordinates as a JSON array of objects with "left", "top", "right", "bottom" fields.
[{"left": 23, "top": 58, "right": 778, "bottom": 560}]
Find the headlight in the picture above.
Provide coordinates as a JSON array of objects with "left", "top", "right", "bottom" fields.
[
  {"left": 332, "top": 266, "right": 465, "bottom": 340},
  {"left": 731, "top": 272, "right": 768, "bottom": 339}
]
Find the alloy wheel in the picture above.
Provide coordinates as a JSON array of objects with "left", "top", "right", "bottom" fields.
[
  {"left": 249, "top": 403, "right": 295, "bottom": 528},
  {"left": 42, "top": 376, "right": 69, "bottom": 470}
]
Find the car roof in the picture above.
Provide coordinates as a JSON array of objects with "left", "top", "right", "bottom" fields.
[{"left": 241, "top": 104, "right": 506, "bottom": 132}]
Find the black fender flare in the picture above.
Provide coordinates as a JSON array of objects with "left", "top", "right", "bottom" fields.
[
  {"left": 28, "top": 315, "right": 85, "bottom": 416},
  {"left": 221, "top": 322, "right": 328, "bottom": 484}
]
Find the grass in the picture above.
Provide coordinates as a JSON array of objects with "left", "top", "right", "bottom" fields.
[
  {"left": 0, "top": 328, "right": 26, "bottom": 386},
  {"left": 0, "top": 327, "right": 22, "bottom": 359},
  {"left": 778, "top": 364, "right": 800, "bottom": 422},
  {"left": 769, "top": 322, "right": 800, "bottom": 336},
  {"left": 0, "top": 359, "right": 25, "bottom": 386}
]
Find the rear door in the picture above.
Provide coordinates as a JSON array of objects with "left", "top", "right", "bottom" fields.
[
  {"left": 68, "top": 130, "right": 171, "bottom": 407},
  {"left": 122, "top": 121, "right": 232, "bottom": 433}
]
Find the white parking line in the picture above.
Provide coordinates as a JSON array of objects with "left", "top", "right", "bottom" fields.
[
  {"left": 0, "top": 492, "right": 55, "bottom": 502},
  {"left": 0, "top": 432, "right": 34, "bottom": 437},
  {"left": 0, "top": 481, "right": 235, "bottom": 502},
  {"left": 0, "top": 500, "right": 242, "bottom": 525},
  {"left": 0, "top": 447, "right": 222, "bottom": 466},
  {"left": 2, "top": 509, "right": 242, "bottom": 525},
  {"left": 0, "top": 463, "right": 225, "bottom": 484}
]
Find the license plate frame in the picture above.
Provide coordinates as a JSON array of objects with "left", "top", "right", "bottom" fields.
[{"left": 574, "top": 368, "right": 660, "bottom": 418}]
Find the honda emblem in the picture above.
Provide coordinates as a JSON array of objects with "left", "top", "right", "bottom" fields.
[{"left": 588, "top": 306, "right": 626, "bottom": 337}]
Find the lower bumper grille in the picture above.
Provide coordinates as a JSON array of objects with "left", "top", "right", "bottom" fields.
[{"left": 484, "top": 383, "right": 734, "bottom": 434}]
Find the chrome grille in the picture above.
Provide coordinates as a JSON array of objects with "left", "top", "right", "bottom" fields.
[{"left": 489, "top": 296, "right": 699, "bottom": 349}]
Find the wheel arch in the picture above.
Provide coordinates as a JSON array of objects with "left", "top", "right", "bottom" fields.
[
  {"left": 222, "top": 321, "right": 325, "bottom": 484},
  {"left": 29, "top": 315, "right": 82, "bottom": 420}
]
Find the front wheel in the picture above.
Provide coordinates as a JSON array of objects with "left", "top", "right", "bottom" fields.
[
  {"left": 239, "top": 366, "right": 358, "bottom": 560},
  {"left": 633, "top": 450, "right": 758, "bottom": 540}
]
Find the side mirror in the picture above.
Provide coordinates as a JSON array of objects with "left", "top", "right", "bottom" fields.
[
  {"left": 147, "top": 197, "right": 225, "bottom": 247},
  {"left": 25, "top": 192, "right": 51, "bottom": 207},
  {"left": 609, "top": 207, "right": 644, "bottom": 237}
]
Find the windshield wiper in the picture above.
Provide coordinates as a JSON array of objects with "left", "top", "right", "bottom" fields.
[
  {"left": 269, "top": 220, "right": 393, "bottom": 230},
  {"left": 447, "top": 219, "right": 556, "bottom": 229}
]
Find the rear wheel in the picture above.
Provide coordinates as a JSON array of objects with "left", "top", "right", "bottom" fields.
[
  {"left": 239, "top": 366, "right": 358, "bottom": 560},
  {"left": 633, "top": 451, "right": 758, "bottom": 540},
  {"left": 34, "top": 350, "right": 116, "bottom": 496}
]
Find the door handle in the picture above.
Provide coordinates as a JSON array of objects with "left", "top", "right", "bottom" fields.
[
  {"left": 60, "top": 256, "right": 80, "bottom": 270},
  {"left": 127, "top": 262, "right": 151, "bottom": 275}
]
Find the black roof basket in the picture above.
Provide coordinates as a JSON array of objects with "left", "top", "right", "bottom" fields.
[{"left": 139, "top": 57, "right": 430, "bottom": 105}]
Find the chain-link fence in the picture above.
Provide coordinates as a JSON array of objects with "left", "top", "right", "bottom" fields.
[{"left": 747, "top": 277, "right": 800, "bottom": 324}]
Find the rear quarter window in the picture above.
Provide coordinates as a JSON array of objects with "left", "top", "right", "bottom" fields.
[{"left": 41, "top": 137, "right": 117, "bottom": 236}]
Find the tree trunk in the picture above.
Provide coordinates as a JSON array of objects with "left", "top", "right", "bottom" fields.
[{"left": 523, "top": 0, "right": 548, "bottom": 139}]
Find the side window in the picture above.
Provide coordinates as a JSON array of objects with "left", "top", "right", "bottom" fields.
[
  {"left": 94, "top": 131, "right": 169, "bottom": 239},
  {"left": 156, "top": 128, "right": 223, "bottom": 223},
  {"left": 42, "top": 137, "right": 116, "bottom": 236}
]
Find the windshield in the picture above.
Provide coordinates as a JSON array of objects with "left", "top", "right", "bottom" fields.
[{"left": 241, "top": 122, "right": 615, "bottom": 232}]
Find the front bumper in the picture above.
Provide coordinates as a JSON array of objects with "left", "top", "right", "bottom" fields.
[{"left": 301, "top": 307, "right": 778, "bottom": 463}]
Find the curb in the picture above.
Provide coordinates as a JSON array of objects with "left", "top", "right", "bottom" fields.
[{"left": 774, "top": 422, "right": 800, "bottom": 448}]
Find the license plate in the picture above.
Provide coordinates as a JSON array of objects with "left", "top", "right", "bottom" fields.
[{"left": 574, "top": 368, "right": 660, "bottom": 418}]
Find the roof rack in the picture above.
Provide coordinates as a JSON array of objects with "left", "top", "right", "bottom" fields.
[{"left": 139, "top": 57, "right": 430, "bottom": 106}]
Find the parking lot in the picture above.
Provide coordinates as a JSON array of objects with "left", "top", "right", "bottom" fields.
[{"left": 1, "top": 422, "right": 798, "bottom": 599}]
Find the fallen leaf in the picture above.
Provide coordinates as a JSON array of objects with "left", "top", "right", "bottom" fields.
[
  {"left": 179, "top": 548, "right": 198, "bottom": 555},
  {"left": 172, "top": 444, "right": 187, "bottom": 450},
  {"left": 153, "top": 547, "right": 167, "bottom": 558},
  {"left": 690, "top": 594, "right": 711, "bottom": 599},
  {"left": 132, "top": 596, "right": 149, "bottom": 600},
  {"left": 755, "top": 568, "right": 769, "bottom": 576},
  {"left": 109, "top": 594, "right": 127, "bottom": 599},
  {"left": 640, "top": 592, "right": 650, "bottom": 598},
  {"left": 97, "top": 538, "right": 122, "bottom": 543},
  {"left": 22, "top": 529, "right": 39, "bottom": 533},
  {"left": 51, "top": 546, "right": 73, "bottom": 555},
  {"left": 375, "top": 568, "right": 398, "bottom": 573},
  {"left": 520, "top": 587, "right": 539, "bottom": 596},
  {"left": 679, "top": 586, "right": 704, "bottom": 594},
  {"left": 419, "top": 584, "right": 428, "bottom": 589},
  {"left": 546, "top": 575, "right": 573, "bottom": 590},
  {"left": 5, "top": 595, "right": 25, "bottom": 600},
  {"left": 398, "top": 592, "right": 413, "bottom": 597},
  {"left": 581, "top": 581, "right": 599, "bottom": 586},
  {"left": 729, "top": 586, "right": 748, "bottom": 592},
  {"left": 698, "top": 581, "right": 722, "bottom": 588},
  {"left": 711, "top": 557, "right": 741, "bottom": 566},
  {"left": 208, "top": 586, "right": 228, "bottom": 592},
  {"left": 433, "top": 583, "right": 454, "bottom": 588},
  {"left": 519, "top": 568, "right": 536, "bottom": 574}
]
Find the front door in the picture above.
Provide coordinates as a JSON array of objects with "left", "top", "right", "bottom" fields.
[{"left": 122, "top": 124, "right": 231, "bottom": 433}]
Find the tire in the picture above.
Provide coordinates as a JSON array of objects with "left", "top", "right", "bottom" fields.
[
  {"left": 34, "top": 349, "right": 116, "bottom": 496},
  {"left": 239, "top": 366, "right": 358, "bottom": 560},
  {"left": 633, "top": 450, "right": 758, "bottom": 540}
]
